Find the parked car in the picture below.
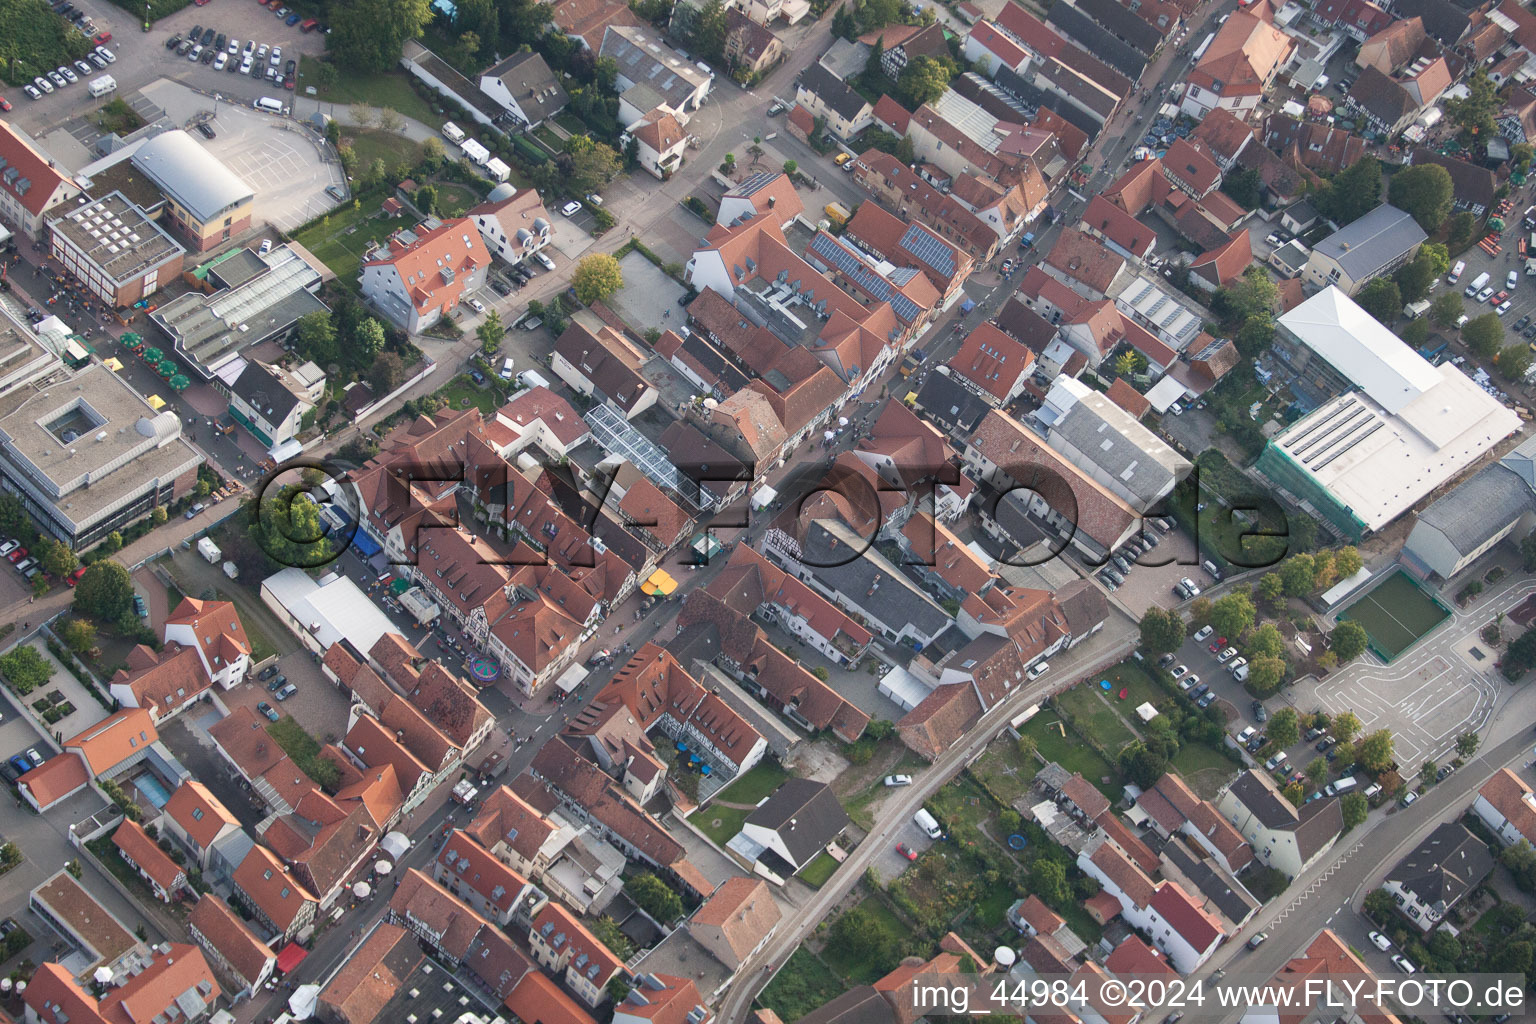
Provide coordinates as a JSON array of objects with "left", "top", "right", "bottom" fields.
[
  {"left": 1400, "top": 789, "right": 1419, "bottom": 808},
  {"left": 1246, "top": 932, "right": 1267, "bottom": 950},
  {"left": 274, "top": 682, "right": 298, "bottom": 701},
  {"left": 0, "top": 541, "right": 18, "bottom": 558},
  {"left": 1170, "top": 664, "right": 1188, "bottom": 679},
  {"left": 896, "top": 842, "right": 917, "bottom": 861},
  {"left": 1264, "top": 752, "right": 1288, "bottom": 771},
  {"left": 266, "top": 674, "right": 288, "bottom": 692},
  {"left": 24, "top": 749, "right": 43, "bottom": 768},
  {"left": 257, "top": 701, "right": 280, "bottom": 721},
  {"left": 1390, "top": 955, "right": 1416, "bottom": 974},
  {"left": 1193, "top": 625, "right": 1213, "bottom": 642},
  {"left": 1369, "top": 931, "right": 1392, "bottom": 952},
  {"left": 259, "top": 665, "right": 279, "bottom": 681},
  {"left": 561, "top": 200, "right": 582, "bottom": 216},
  {"left": 6, "top": 756, "right": 31, "bottom": 777},
  {"left": 133, "top": 594, "right": 148, "bottom": 617},
  {"left": 1197, "top": 692, "right": 1215, "bottom": 708},
  {"left": 5, "top": 547, "right": 26, "bottom": 563},
  {"left": 884, "top": 775, "right": 913, "bottom": 787},
  {"left": 1252, "top": 701, "right": 1268, "bottom": 722},
  {"left": 66, "top": 566, "right": 87, "bottom": 587}
]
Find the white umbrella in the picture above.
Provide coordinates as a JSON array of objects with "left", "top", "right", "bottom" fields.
[
  {"left": 823, "top": 430, "right": 835, "bottom": 441},
  {"left": 838, "top": 417, "right": 849, "bottom": 426},
  {"left": 3, "top": 977, "right": 14, "bottom": 992},
  {"left": 352, "top": 881, "right": 372, "bottom": 898},
  {"left": 93, "top": 968, "right": 113, "bottom": 985},
  {"left": 374, "top": 859, "right": 392, "bottom": 875}
]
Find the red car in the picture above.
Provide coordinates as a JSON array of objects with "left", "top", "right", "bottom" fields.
[
  {"left": 92, "top": 31, "right": 111, "bottom": 44},
  {"left": 284, "top": 76, "right": 295, "bottom": 89},
  {"left": 896, "top": 842, "right": 917, "bottom": 861},
  {"left": 66, "top": 566, "right": 87, "bottom": 587},
  {"left": 0, "top": 98, "right": 11, "bottom": 112},
  {"left": 300, "top": 17, "right": 317, "bottom": 29},
  {"left": 1207, "top": 637, "right": 1227, "bottom": 652},
  {"left": 7, "top": 548, "right": 26, "bottom": 564}
]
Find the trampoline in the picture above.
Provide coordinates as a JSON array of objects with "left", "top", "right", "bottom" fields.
[
  {"left": 1007, "top": 834, "right": 1027, "bottom": 850},
  {"left": 468, "top": 657, "right": 500, "bottom": 683}
]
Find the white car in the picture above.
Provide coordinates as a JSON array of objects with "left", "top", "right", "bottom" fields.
[
  {"left": 1236, "top": 726, "right": 1256, "bottom": 744},
  {"left": 32, "top": 76, "right": 51, "bottom": 94},
  {"left": 499, "top": 357, "right": 515, "bottom": 380},
  {"left": 188, "top": 45, "right": 203, "bottom": 62},
  {"left": 1026, "top": 661, "right": 1049, "bottom": 680},
  {"left": 1169, "top": 401, "right": 1184, "bottom": 415},
  {"left": 1193, "top": 625, "right": 1213, "bottom": 642},
  {"left": 213, "top": 52, "right": 228, "bottom": 70},
  {"left": 561, "top": 200, "right": 582, "bottom": 216},
  {"left": 59, "top": 65, "right": 77, "bottom": 83},
  {"left": 1264, "top": 752, "right": 1288, "bottom": 771},
  {"left": 585, "top": 193, "right": 604, "bottom": 206},
  {"left": 1369, "top": 931, "right": 1392, "bottom": 952},
  {"left": 1499, "top": 300, "right": 1514, "bottom": 315},
  {"left": 883, "top": 775, "right": 913, "bottom": 787},
  {"left": 0, "top": 541, "right": 17, "bottom": 558},
  {"left": 1217, "top": 646, "right": 1237, "bottom": 663},
  {"left": 1178, "top": 675, "right": 1196, "bottom": 691},
  {"left": 270, "top": 45, "right": 282, "bottom": 66},
  {"left": 1390, "top": 955, "right": 1416, "bottom": 974},
  {"left": 243, "top": 40, "right": 256, "bottom": 56},
  {"left": 1228, "top": 656, "right": 1247, "bottom": 675},
  {"left": 1509, "top": 270, "right": 1520, "bottom": 290},
  {"left": 535, "top": 251, "right": 556, "bottom": 271},
  {"left": 467, "top": 297, "right": 486, "bottom": 314},
  {"left": 258, "top": 239, "right": 273, "bottom": 255},
  {"left": 23, "top": 84, "right": 39, "bottom": 100},
  {"left": 239, "top": 57, "right": 253, "bottom": 75},
  {"left": 228, "top": 38, "right": 240, "bottom": 54},
  {"left": 96, "top": 45, "right": 115, "bottom": 64}
]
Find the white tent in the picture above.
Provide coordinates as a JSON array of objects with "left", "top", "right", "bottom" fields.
[
  {"left": 288, "top": 985, "right": 320, "bottom": 1020},
  {"left": 380, "top": 832, "right": 410, "bottom": 860}
]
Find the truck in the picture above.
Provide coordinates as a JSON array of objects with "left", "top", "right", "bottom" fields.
[
  {"left": 1403, "top": 299, "right": 1431, "bottom": 319},
  {"left": 1465, "top": 271, "right": 1491, "bottom": 298},
  {"left": 88, "top": 74, "right": 115, "bottom": 97},
  {"left": 442, "top": 121, "right": 466, "bottom": 144},
  {"left": 823, "top": 202, "right": 850, "bottom": 229},
  {"left": 197, "top": 537, "right": 221, "bottom": 564},
  {"left": 461, "top": 138, "right": 490, "bottom": 165}
]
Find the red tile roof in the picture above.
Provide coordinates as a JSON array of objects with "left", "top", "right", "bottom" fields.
[
  {"left": 1150, "top": 880, "right": 1224, "bottom": 951},
  {"left": 233, "top": 845, "right": 318, "bottom": 934},
  {"left": 112, "top": 820, "right": 184, "bottom": 893},
  {"left": 362, "top": 218, "right": 491, "bottom": 316},
  {"left": 952, "top": 321, "right": 1035, "bottom": 401},
  {"left": 1104, "top": 378, "right": 1151, "bottom": 418},
  {"left": 65, "top": 708, "right": 158, "bottom": 777},
  {"left": 692, "top": 877, "right": 780, "bottom": 961},
  {"left": 18, "top": 752, "right": 89, "bottom": 809},
  {"left": 504, "top": 968, "right": 597, "bottom": 1024},
  {"left": 189, "top": 894, "right": 274, "bottom": 988},
  {"left": 0, "top": 122, "right": 78, "bottom": 215}
]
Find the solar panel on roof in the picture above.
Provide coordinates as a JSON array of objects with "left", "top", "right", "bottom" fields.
[{"left": 900, "top": 223, "right": 956, "bottom": 276}]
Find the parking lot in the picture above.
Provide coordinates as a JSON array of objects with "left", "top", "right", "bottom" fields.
[
  {"left": 1100, "top": 523, "right": 1212, "bottom": 616},
  {"left": 868, "top": 812, "right": 936, "bottom": 885}
]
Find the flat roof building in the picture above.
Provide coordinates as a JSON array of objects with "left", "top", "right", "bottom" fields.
[
  {"left": 130, "top": 130, "right": 255, "bottom": 252},
  {"left": 1303, "top": 203, "right": 1426, "bottom": 295},
  {"left": 261, "top": 567, "right": 399, "bottom": 655},
  {"left": 1258, "top": 287, "right": 1520, "bottom": 539},
  {"left": 48, "top": 191, "right": 186, "bottom": 309},
  {"left": 0, "top": 362, "right": 202, "bottom": 549},
  {"left": 1402, "top": 434, "right": 1536, "bottom": 580},
  {"left": 149, "top": 243, "right": 329, "bottom": 380}
]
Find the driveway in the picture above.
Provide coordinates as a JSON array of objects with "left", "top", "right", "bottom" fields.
[
  {"left": 867, "top": 816, "right": 933, "bottom": 885},
  {"left": 158, "top": 709, "right": 270, "bottom": 834}
]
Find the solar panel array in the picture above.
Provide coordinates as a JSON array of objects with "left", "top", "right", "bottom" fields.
[
  {"left": 585, "top": 402, "right": 707, "bottom": 511},
  {"left": 730, "top": 171, "right": 779, "bottom": 199},
  {"left": 807, "top": 233, "right": 922, "bottom": 323},
  {"left": 899, "top": 223, "right": 956, "bottom": 277}
]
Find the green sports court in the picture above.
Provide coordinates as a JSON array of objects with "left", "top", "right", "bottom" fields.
[{"left": 1336, "top": 569, "right": 1451, "bottom": 662}]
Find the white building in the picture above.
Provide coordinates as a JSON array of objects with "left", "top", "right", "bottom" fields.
[
  {"left": 467, "top": 187, "right": 553, "bottom": 267},
  {"left": 478, "top": 51, "right": 568, "bottom": 128},
  {"left": 1215, "top": 770, "right": 1342, "bottom": 879},
  {"left": 359, "top": 218, "right": 491, "bottom": 334},
  {"left": 1036, "top": 377, "right": 1190, "bottom": 514},
  {"left": 261, "top": 567, "right": 398, "bottom": 655},
  {"left": 1471, "top": 769, "right": 1536, "bottom": 848},
  {"left": 0, "top": 122, "right": 82, "bottom": 241},
  {"left": 600, "top": 26, "right": 712, "bottom": 127}
]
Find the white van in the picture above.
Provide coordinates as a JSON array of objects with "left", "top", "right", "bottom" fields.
[
  {"left": 1447, "top": 260, "right": 1465, "bottom": 284},
  {"left": 1465, "top": 271, "right": 1491, "bottom": 298},
  {"left": 442, "top": 121, "right": 466, "bottom": 143},
  {"left": 517, "top": 369, "right": 550, "bottom": 391},
  {"left": 254, "top": 96, "right": 284, "bottom": 115},
  {"left": 499, "top": 357, "right": 515, "bottom": 380},
  {"left": 87, "top": 74, "right": 116, "bottom": 97},
  {"left": 913, "top": 808, "right": 942, "bottom": 839},
  {"left": 1324, "top": 776, "right": 1358, "bottom": 796}
]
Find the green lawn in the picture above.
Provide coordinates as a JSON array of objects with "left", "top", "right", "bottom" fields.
[
  {"left": 694, "top": 803, "right": 750, "bottom": 847},
  {"left": 969, "top": 737, "right": 1039, "bottom": 808},
  {"left": 798, "top": 851, "right": 839, "bottom": 888},
  {"left": 821, "top": 897, "right": 908, "bottom": 984},
  {"left": 291, "top": 193, "right": 409, "bottom": 284},
  {"left": 1018, "top": 712, "right": 1119, "bottom": 798},
  {"left": 298, "top": 58, "right": 443, "bottom": 128},
  {"left": 1054, "top": 684, "right": 1137, "bottom": 755},
  {"left": 436, "top": 376, "right": 506, "bottom": 416},
  {"left": 758, "top": 947, "right": 843, "bottom": 1021},
  {"left": 715, "top": 760, "right": 789, "bottom": 804},
  {"left": 0, "top": 0, "right": 96, "bottom": 85},
  {"left": 1178, "top": 740, "right": 1241, "bottom": 799},
  {"left": 926, "top": 774, "right": 996, "bottom": 833},
  {"left": 435, "top": 181, "right": 482, "bottom": 217},
  {"left": 1101, "top": 662, "right": 1167, "bottom": 711},
  {"left": 343, "top": 129, "right": 425, "bottom": 176},
  {"left": 240, "top": 612, "right": 280, "bottom": 664}
]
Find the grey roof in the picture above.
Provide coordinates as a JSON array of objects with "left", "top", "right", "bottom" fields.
[
  {"left": 1072, "top": 0, "right": 1162, "bottom": 55},
  {"left": 482, "top": 51, "right": 569, "bottom": 124},
  {"left": 1227, "top": 770, "right": 1341, "bottom": 861},
  {"left": 1055, "top": 579, "right": 1109, "bottom": 639},
  {"left": 1293, "top": 792, "right": 1343, "bottom": 860},
  {"left": 799, "top": 520, "right": 952, "bottom": 638},
  {"left": 231, "top": 362, "right": 302, "bottom": 425},
  {"left": 1312, "top": 204, "right": 1426, "bottom": 281},
  {"left": 1045, "top": 2, "right": 1148, "bottom": 80},
  {"left": 795, "top": 62, "right": 872, "bottom": 123},
  {"left": 819, "top": 38, "right": 872, "bottom": 80},
  {"left": 913, "top": 371, "right": 991, "bottom": 437},
  {"left": 1159, "top": 835, "right": 1259, "bottom": 927},
  {"left": 1049, "top": 392, "right": 1190, "bottom": 510},
  {"left": 744, "top": 778, "right": 850, "bottom": 867},
  {"left": 1388, "top": 822, "right": 1493, "bottom": 908},
  {"left": 995, "top": 297, "right": 1060, "bottom": 352},
  {"left": 796, "top": 987, "right": 896, "bottom": 1024},
  {"left": 1346, "top": 67, "right": 1416, "bottom": 129},
  {"left": 1284, "top": 199, "right": 1319, "bottom": 228},
  {"left": 1393, "top": 0, "right": 1470, "bottom": 44},
  {"left": 1415, "top": 461, "right": 1536, "bottom": 557},
  {"left": 1270, "top": 239, "right": 1310, "bottom": 276},
  {"left": 131, "top": 130, "right": 254, "bottom": 224},
  {"left": 52, "top": 192, "right": 184, "bottom": 288},
  {"left": 600, "top": 26, "right": 710, "bottom": 110}
]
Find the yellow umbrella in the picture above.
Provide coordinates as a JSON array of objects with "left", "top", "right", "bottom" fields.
[
  {"left": 104, "top": 357, "right": 124, "bottom": 371},
  {"left": 147, "top": 394, "right": 166, "bottom": 410},
  {"left": 643, "top": 569, "right": 678, "bottom": 596}
]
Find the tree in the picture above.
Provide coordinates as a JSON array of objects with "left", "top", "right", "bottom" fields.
[
  {"left": 329, "top": 0, "right": 432, "bottom": 72},
  {"left": 1279, "top": 553, "right": 1315, "bottom": 597},
  {"left": 1443, "top": 68, "right": 1498, "bottom": 142},
  {"left": 1247, "top": 623, "right": 1286, "bottom": 661},
  {"left": 31, "top": 575, "right": 48, "bottom": 598},
  {"left": 862, "top": 35, "right": 887, "bottom": 91},
  {"left": 831, "top": 2, "right": 857, "bottom": 39},
  {"left": 294, "top": 310, "right": 339, "bottom": 367},
  {"left": 325, "top": 118, "right": 342, "bottom": 148},
  {"left": 1500, "top": 344, "right": 1533, "bottom": 382},
  {"left": 476, "top": 311, "right": 504, "bottom": 357},
  {"left": 1268, "top": 706, "right": 1300, "bottom": 749},
  {"left": 1213, "top": 267, "right": 1278, "bottom": 325},
  {"left": 1354, "top": 278, "right": 1402, "bottom": 324},
  {"left": 1333, "top": 710, "right": 1362, "bottom": 744},
  {"left": 416, "top": 184, "right": 439, "bottom": 215},
  {"left": 1283, "top": 782, "right": 1305, "bottom": 806},
  {"left": 1363, "top": 888, "right": 1396, "bottom": 921},
  {"left": 1420, "top": 760, "right": 1438, "bottom": 786},
  {"left": 0, "top": 646, "right": 53, "bottom": 695},
  {"left": 895, "top": 133, "right": 915, "bottom": 164},
  {"left": 59, "top": 619, "right": 96, "bottom": 657},
  {"left": 1503, "top": 838, "right": 1536, "bottom": 879},
  {"left": 559, "top": 134, "right": 622, "bottom": 194},
  {"left": 39, "top": 538, "right": 77, "bottom": 578},
  {"left": 350, "top": 104, "right": 375, "bottom": 128},
  {"left": 1430, "top": 292, "right": 1464, "bottom": 327},
  {"left": 897, "top": 55, "right": 954, "bottom": 108},
  {"left": 782, "top": 159, "right": 797, "bottom": 176},
  {"left": 1456, "top": 731, "right": 1480, "bottom": 757},
  {"left": 1357, "top": 729, "right": 1396, "bottom": 775},
  {"left": 1400, "top": 318, "right": 1430, "bottom": 347},
  {"left": 1334, "top": 546, "right": 1362, "bottom": 579},
  {"left": 74, "top": 561, "right": 134, "bottom": 621},
  {"left": 1388, "top": 164, "right": 1454, "bottom": 233},
  {"left": 1448, "top": 211, "right": 1478, "bottom": 251},
  {"left": 378, "top": 107, "right": 405, "bottom": 133},
  {"left": 1221, "top": 167, "right": 1262, "bottom": 210},
  {"left": 0, "top": 494, "right": 29, "bottom": 541},
  {"left": 368, "top": 352, "right": 406, "bottom": 393},
  {"left": 1341, "top": 792, "right": 1368, "bottom": 830},
  {"left": 1464, "top": 313, "right": 1503, "bottom": 359},
  {"left": 1315, "top": 156, "right": 1382, "bottom": 226},
  {"left": 1307, "top": 756, "right": 1330, "bottom": 789},
  {"left": 858, "top": 0, "right": 903, "bottom": 31},
  {"left": 828, "top": 906, "right": 900, "bottom": 977},
  {"left": 689, "top": 0, "right": 727, "bottom": 60},
  {"left": 1210, "top": 592, "right": 1255, "bottom": 639},
  {"left": 1030, "top": 858, "right": 1070, "bottom": 907},
  {"left": 573, "top": 252, "right": 624, "bottom": 305},
  {"left": 1330, "top": 620, "right": 1369, "bottom": 662},
  {"left": 1257, "top": 572, "right": 1284, "bottom": 608},
  {"left": 1188, "top": 596, "right": 1213, "bottom": 624},
  {"left": 625, "top": 872, "right": 683, "bottom": 922},
  {"left": 1508, "top": 625, "right": 1536, "bottom": 672},
  {"left": 248, "top": 486, "right": 335, "bottom": 569},
  {"left": 356, "top": 318, "right": 386, "bottom": 357},
  {"left": 1139, "top": 607, "right": 1186, "bottom": 655},
  {"left": 1119, "top": 739, "right": 1170, "bottom": 788}
]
